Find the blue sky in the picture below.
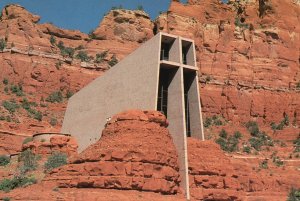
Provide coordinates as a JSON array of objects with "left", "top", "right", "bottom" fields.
[{"left": 0, "top": 0, "right": 189, "bottom": 33}]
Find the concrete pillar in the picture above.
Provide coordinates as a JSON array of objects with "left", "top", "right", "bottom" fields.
[{"left": 166, "top": 67, "right": 190, "bottom": 200}]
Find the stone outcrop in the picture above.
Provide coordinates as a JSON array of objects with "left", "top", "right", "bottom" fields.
[
  {"left": 44, "top": 110, "right": 180, "bottom": 195},
  {"left": 22, "top": 134, "right": 78, "bottom": 156},
  {"left": 93, "top": 9, "right": 154, "bottom": 43}
]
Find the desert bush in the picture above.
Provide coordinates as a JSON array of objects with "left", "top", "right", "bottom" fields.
[
  {"left": 50, "top": 35, "right": 56, "bottom": 45},
  {"left": 2, "top": 197, "right": 11, "bottom": 201},
  {"left": 18, "top": 149, "right": 39, "bottom": 172},
  {"left": 10, "top": 84, "right": 24, "bottom": 96},
  {"left": 296, "top": 81, "right": 300, "bottom": 90},
  {"left": 204, "top": 115, "right": 223, "bottom": 128},
  {"left": 2, "top": 78, "right": 8, "bottom": 85},
  {"left": 50, "top": 117, "right": 57, "bottom": 126},
  {"left": 0, "top": 155, "right": 10, "bottom": 166},
  {"left": 44, "top": 152, "right": 67, "bottom": 172},
  {"left": 66, "top": 90, "right": 74, "bottom": 99},
  {"left": 245, "top": 121, "right": 260, "bottom": 136},
  {"left": 271, "top": 152, "right": 284, "bottom": 167},
  {"left": 215, "top": 129, "right": 240, "bottom": 152},
  {"left": 248, "top": 132, "right": 273, "bottom": 151},
  {"left": 294, "top": 136, "right": 300, "bottom": 153},
  {"left": 243, "top": 145, "right": 251, "bottom": 154},
  {"left": 0, "top": 38, "right": 6, "bottom": 51},
  {"left": 108, "top": 54, "right": 118, "bottom": 67},
  {"left": 0, "top": 175, "right": 36, "bottom": 192},
  {"left": 46, "top": 91, "right": 63, "bottom": 103},
  {"left": 288, "top": 188, "right": 300, "bottom": 201},
  {"left": 75, "top": 51, "right": 90, "bottom": 62},
  {"left": 271, "top": 114, "right": 289, "bottom": 130},
  {"left": 259, "top": 159, "right": 268, "bottom": 169},
  {"left": 95, "top": 50, "right": 108, "bottom": 63},
  {"left": 2, "top": 100, "right": 19, "bottom": 113}
]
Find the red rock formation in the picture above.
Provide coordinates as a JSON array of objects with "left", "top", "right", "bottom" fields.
[
  {"left": 156, "top": 0, "right": 300, "bottom": 126},
  {"left": 0, "top": 131, "right": 27, "bottom": 155},
  {"left": 188, "top": 138, "right": 300, "bottom": 200},
  {"left": 93, "top": 9, "right": 154, "bottom": 43},
  {"left": 22, "top": 134, "right": 78, "bottom": 156},
  {"left": 44, "top": 110, "right": 181, "bottom": 195}
]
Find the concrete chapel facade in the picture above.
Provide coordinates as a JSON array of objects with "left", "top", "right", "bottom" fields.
[{"left": 62, "top": 32, "right": 205, "bottom": 199}]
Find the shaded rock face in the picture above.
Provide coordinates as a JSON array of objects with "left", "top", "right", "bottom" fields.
[
  {"left": 22, "top": 135, "right": 78, "bottom": 156},
  {"left": 44, "top": 110, "right": 180, "bottom": 195},
  {"left": 93, "top": 9, "right": 154, "bottom": 43},
  {"left": 156, "top": 0, "right": 300, "bottom": 125}
]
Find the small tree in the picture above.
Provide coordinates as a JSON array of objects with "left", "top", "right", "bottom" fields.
[{"left": 95, "top": 50, "right": 108, "bottom": 63}]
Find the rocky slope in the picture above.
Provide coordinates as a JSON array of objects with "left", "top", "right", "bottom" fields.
[{"left": 0, "top": 110, "right": 299, "bottom": 200}]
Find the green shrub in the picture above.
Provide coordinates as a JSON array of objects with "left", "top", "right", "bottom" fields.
[
  {"left": 3, "top": 197, "right": 11, "bottom": 201},
  {"left": 243, "top": 146, "right": 251, "bottom": 154},
  {"left": 287, "top": 188, "right": 300, "bottom": 201},
  {"left": 50, "top": 35, "right": 56, "bottom": 45},
  {"left": 0, "top": 175, "right": 36, "bottom": 192},
  {"left": 66, "top": 90, "right": 74, "bottom": 99},
  {"left": 44, "top": 152, "right": 67, "bottom": 172},
  {"left": 95, "top": 50, "right": 108, "bottom": 63},
  {"left": 234, "top": 17, "right": 249, "bottom": 29},
  {"left": 0, "top": 38, "right": 6, "bottom": 51},
  {"left": 204, "top": 117, "right": 212, "bottom": 128},
  {"left": 219, "top": 129, "right": 228, "bottom": 139},
  {"left": 108, "top": 54, "right": 118, "bottom": 67},
  {"left": 75, "top": 51, "right": 91, "bottom": 62},
  {"left": 18, "top": 149, "right": 39, "bottom": 172},
  {"left": 245, "top": 121, "right": 260, "bottom": 136},
  {"left": 61, "top": 47, "right": 75, "bottom": 58},
  {"left": 215, "top": 129, "right": 240, "bottom": 152},
  {"left": 293, "top": 136, "right": 300, "bottom": 153},
  {"left": 46, "top": 91, "right": 63, "bottom": 103},
  {"left": 233, "top": 131, "right": 242, "bottom": 139},
  {"left": 2, "top": 78, "right": 8, "bottom": 85},
  {"left": 10, "top": 84, "right": 24, "bottom": 96},
  {"left": 2, "top": 100, "right": 19, "bottom": 113},
  {"left": 296, "top": 81, "right": 300, "bottom": 90},
  {"left": 204, "top": 115, "right": 223, "bottom": 128},
  {"left": 50, "top": 117, "right": 57, "bottom": 126},
  {"left": 271, "top": 114, "right": 289, "bottom": 130},
  {"left": 88, "top": 29, "right": 96, "bottom": 40},
  {"left": 259, "top": 159, "right": 268, "bottom": 169},
  {"left": 0, "top": 155, "right": 10, "bottom": 166}
]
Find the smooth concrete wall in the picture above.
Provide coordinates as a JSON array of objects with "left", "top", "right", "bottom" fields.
[
  {"left": 62, "top": 33, "right": 161, "bottom": 152},
  {"left": 169, "top": 38, "right": 181, "bottom": 63},
  {"left": 166, "top": 66, "right": 190, "bottom": 200},
  {"left": 185, "top": 71, "right": 204, "bottom": 140}
]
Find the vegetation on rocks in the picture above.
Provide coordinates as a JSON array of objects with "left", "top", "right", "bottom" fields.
[
  {"left": 2, "top": 100, "right": 19, "bottom": 113},
  {"left": 44, "top": 152, "right": 67, "bottom": 172},
  {"left": 204, "top": 115, "right": 223, "bottom": 128},
  {"left": 0, "top": 155, "right": 10, "bottom": 166},
  {"left": 0, "top": 175, "right": 36, "bottom": 192},
  {"left": 288, "top": 188, "right": 300, "bottom": 201},
  {"left": 18, "top": 149, "right": 40, "bottom": 173},
  {"left": 46, "top": 91, "right": 63, "bottom": 103},
  {"left": 0, "top": 38, "right": 6, "bottom": 51},
  {"left": 215, "top": 129, "right": 242, "bottom": 152}
]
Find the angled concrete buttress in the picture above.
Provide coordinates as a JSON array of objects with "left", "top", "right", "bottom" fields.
[{"left": 61, "top": 32, "right": 205, "bottom": 199}]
